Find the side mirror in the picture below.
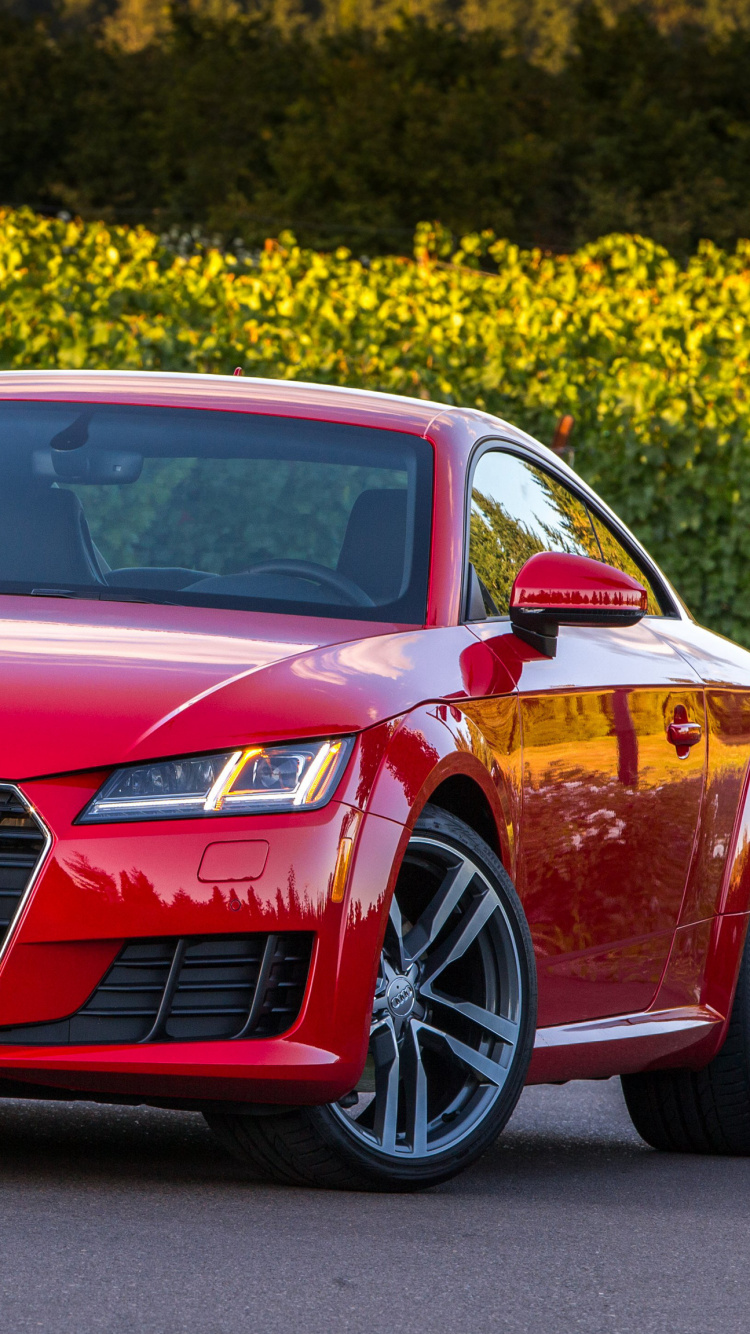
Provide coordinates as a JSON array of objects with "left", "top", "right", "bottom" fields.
[{"left": 509, "top": 551, "right": 648, "bottom": 658}]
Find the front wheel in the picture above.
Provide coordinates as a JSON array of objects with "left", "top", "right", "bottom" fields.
[{"left": 206, "top": 805, "right": 537, "bottom": 1190}]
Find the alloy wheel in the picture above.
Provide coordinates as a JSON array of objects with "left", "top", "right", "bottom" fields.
[{"left": 330, "top": 833, "right": 524, "bottom": 1159}]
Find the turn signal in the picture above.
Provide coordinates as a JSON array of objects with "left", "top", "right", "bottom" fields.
[{"left": 331, "top": 837, "right": 355, "bottom": 903}]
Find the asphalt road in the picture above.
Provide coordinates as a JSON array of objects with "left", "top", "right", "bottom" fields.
[{"left": 0, "top": 1078, "right": 746, "bottom": 1334}]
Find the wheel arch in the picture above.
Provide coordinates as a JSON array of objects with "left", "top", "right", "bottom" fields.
[
  {"left": 426, "top": 774, "right": 501, "bottom": 860},
  {"left": 362, "top": 703, "right": 519, "bottom": 880}
]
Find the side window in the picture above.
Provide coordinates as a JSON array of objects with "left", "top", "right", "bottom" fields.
[
  {"left": 589, "top": 513, "right": 664, "bottom": 617},
  {"left": 468, "top": 451, "right": 601, "bottom": 615}
]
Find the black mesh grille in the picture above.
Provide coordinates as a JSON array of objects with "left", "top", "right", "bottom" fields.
[
  {"left": 0, "top": 786, "right": 49, "bottom": 950},
  {"left": 0, "top": 932, "right": 314, "bottom": 1045}
]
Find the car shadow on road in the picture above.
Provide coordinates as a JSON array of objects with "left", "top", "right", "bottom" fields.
[
  {"left": 0, "top": 1098, "right": 241, "bottom": 1187},
  {"left": 0, "top": 1078, "right": 748, "bottom": 1208}
]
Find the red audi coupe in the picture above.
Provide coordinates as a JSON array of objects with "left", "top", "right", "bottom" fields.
[{"left": 0, "top": 369, "right": 749, "bottom": 1190}]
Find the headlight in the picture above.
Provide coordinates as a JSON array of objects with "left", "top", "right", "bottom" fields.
[{"left": 78, "top": 738, "right": 353, "bottom": 824}]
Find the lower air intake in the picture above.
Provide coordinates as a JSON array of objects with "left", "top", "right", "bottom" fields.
[
  {"left": 0, "top": 785, "right": 50, "bottom": 953},
  {"left": 0, "top": 932, "right": 314, "bottom": 1045}
]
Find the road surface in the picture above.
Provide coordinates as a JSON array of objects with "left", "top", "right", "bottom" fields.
[{"left": 0, "top": 1078, "right": 745, "bottom": 1333}]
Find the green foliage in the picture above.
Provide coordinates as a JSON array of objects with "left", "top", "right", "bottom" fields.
[
  {"left": 3, "top": 207, "right": 750, "bottom": 642},
  {"left": 4, "top": 9, "right": 750, "bottom": 254}
]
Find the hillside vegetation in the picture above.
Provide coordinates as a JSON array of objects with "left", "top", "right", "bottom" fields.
[{"left": 2, "top": 207, "right": 748, "bottom": 642}]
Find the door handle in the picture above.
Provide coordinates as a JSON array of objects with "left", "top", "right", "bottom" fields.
[
  {"left": 667, "top": 721, "right": 702, "bottom": 747},
  {"left": 667, "top": 707, "right": 702, "bottom": 758}
]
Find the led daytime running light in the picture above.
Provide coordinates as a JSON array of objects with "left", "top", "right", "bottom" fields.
[
  {"left": 294, "top": 742, "right": 342, "bottom": 806},
  {"left": 203, "top": 748, "right": 261, "bottom": 812}
]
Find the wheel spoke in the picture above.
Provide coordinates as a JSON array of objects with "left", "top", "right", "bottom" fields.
[
  {"left": 419, "top": 889, "right": 500, "bottom": 986},
  {"left": 418, "top": 1020, "right": 508, "bottom": 1087},
  {"left": 421, "top": 987, "right": 519, "bottom": 1046},
  {"left": 400, "top": 1020, "right": 428, "bottom": 1156},
  {"left": 404, "top": 856, "right": 476, "bottom": 963},
  {"left": 385, "top": 893, "right": 407, "bottom": 973},
  {"left": 370, "top": 1015, "right": 401, "bottom": 1152}
]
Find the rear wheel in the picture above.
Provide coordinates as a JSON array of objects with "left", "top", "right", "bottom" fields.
[
  {"left": 622, "top": 929, "right": 750, "bottom": 1153},
  {"left": 206, "top": 804, "right": 537, "bottom": 1190}
]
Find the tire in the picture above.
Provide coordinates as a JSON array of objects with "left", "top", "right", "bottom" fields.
[
  {"left": 622, "top": 928, "right": 750, "bottom": 1153},
  {"left": 205, "top": 804, "right": 537, "bottom": 1190}
]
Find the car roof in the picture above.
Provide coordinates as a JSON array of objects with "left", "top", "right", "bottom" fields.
[
  {"left": 0, "top": 368, "right": 559, "bottom": 467},
  {"left": 0, "top": 367, "right": 475, "bottom": 423}
]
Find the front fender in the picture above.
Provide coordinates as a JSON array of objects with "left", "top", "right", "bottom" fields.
[{"left": 357, "top": 698, "right": 522, "bottom": 878}]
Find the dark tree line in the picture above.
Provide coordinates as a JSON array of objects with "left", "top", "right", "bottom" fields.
[{"left": 3, "top": 4, "right": 750, "bottom": 254}]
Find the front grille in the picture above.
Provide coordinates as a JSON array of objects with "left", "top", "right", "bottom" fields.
[
  {"left": 0, "top": 932, "right": 314, "bottom": 1045},
  {"left": 0, "top": 785, "right": 50, "bottom": 953}
]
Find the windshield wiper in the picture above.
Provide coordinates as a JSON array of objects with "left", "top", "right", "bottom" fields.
[
  {"left": 8, "top": 585, "right": 191, "bottom": 609},
  {"left": 30, "top": 587, "right": 92, "bottom": 599},
  {"left": 27, "top": 586, "right": 177, "bottom": 606}
]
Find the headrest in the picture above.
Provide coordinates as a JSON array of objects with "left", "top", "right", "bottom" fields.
[{"left": 337, "top": 488, "right": 408, "bottom": 603}]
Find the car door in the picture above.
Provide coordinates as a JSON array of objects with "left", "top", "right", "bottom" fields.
[{"left": 466, "top": 447, "right": 706, "bottom": 1026}]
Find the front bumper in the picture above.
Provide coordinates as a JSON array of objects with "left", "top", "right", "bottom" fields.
[{"left": 0, "top": 772, "right": 405, "bottom": 1105}]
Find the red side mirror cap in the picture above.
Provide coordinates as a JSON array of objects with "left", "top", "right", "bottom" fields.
[{"left": 509, "top": 551, "right": 648, "bottom": 657}]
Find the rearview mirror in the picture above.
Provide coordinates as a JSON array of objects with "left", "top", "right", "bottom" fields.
[
  {"left": 509, "top": 551, "right": 648, "bottom": 658},
  {"left": 33, "top": 448, "right": 143, "bottom": 484}
]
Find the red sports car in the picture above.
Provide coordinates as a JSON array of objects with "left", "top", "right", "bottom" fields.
[{"left": 0, "top": 369, "right": 749, "bottom": 1191}]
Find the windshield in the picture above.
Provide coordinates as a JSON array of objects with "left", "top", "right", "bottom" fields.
[{"left": 0, "top": 402, "right": 433, "bottom": 623}]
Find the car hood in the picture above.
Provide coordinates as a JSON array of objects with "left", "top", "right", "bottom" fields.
[
  {"left": 0, "top": 596, "right": 506, "bottom": 780},
  {"left": 0, "top": 596, "right": 380, "bottom": 779}
]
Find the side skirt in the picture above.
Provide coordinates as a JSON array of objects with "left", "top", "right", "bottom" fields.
[{"left": 527, "top": 1005, "right": 724, "bottom": 1084}]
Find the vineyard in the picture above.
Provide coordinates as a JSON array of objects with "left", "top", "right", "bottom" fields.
[{"left": 2, "top": 207, "right": 749, "bottom": 642}]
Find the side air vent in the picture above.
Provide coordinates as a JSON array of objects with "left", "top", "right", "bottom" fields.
[
  {"left": 0, "top": 932, "right": 314, "bottom": 1045},
  {"left": 0, "top": 785, "right": 51, "bottom": 955}
]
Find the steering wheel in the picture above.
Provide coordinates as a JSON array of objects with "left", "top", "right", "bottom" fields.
[{"left": 242, "top": 559, "right": 374, "bottom": 608}]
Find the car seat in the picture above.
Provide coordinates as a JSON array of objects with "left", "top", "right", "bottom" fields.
[{"left": 0, "top": 484, "right": 104, "bottom": 585}]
